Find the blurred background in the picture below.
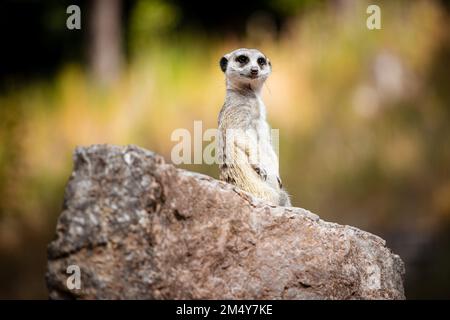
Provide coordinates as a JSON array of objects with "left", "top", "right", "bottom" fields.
[{"left": 0, "top": 0, "right": 449, "bottom": 299}]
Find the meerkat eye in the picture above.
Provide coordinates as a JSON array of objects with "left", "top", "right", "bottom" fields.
[
  {"left": 257, "top": 57, "right": 267, "bottom": 66},
  {"left": 236, "top": 55, "right": 249, "bottom": 64}
]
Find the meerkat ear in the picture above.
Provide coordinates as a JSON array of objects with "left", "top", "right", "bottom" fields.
[
  {"left": 220, "top": 56, "right": 228, "bottom": 72},
  {"left": 268, "top": 59, "right": 272, "bottom": 68}
]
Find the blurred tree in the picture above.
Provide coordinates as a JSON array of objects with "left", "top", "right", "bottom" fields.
[{"left": 87, "top": 0, "right": 123, "bottom": 84}]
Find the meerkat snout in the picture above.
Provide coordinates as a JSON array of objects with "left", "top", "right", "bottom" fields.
[{"left": 250, "top": 66, "right": 259, "bottom": 77}]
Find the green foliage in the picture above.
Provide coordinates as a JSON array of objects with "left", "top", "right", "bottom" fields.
[{"left": 129, "top": 0, "right": 180, "bottom": 53}]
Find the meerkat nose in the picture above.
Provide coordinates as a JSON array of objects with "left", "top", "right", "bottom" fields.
[{"left": 250, "top": 67, "right": 259, "bottom": 75}]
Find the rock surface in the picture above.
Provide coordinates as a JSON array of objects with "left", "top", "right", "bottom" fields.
[{"left": 46, "top": 144, "right": 405, "bottom": 299}]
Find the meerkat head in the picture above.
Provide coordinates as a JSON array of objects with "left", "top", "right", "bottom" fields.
[{"left": 220, "top": 48, "right": 272, "bottom": 91}]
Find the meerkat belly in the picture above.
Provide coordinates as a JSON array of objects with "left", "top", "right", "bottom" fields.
[{"left": 254, "top": 120, "right": 280, "bottom": 189}]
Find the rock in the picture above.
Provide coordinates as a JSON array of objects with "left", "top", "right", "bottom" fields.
[{"left": 46, "top": 144, "right": 405, "bottom": 299}]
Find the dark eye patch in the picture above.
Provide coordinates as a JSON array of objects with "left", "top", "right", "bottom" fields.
[
  {"left": 257, "top": 57, "right": 267, "bottom": 66},
  {"left": 236, "top": 55, "right": 249, "bottom": 64}
]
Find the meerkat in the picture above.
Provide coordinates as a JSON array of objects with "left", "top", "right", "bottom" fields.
[{"left": 217, "top": 48, "right": 291, "bottom": 206}]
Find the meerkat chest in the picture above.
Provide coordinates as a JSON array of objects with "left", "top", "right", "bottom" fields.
[
  {"left": 255, "top": 120, "right": 271, "bottom": 147},
  {"left": 253, "top": 98, "right": 271, "bottom": 144},
  {"left": 253, "top": 98, "right": 279, "bottom": 174}
]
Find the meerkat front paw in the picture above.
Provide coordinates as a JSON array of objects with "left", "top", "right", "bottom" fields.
[{"left": 251, "top": 164, "right": 267, "bottom": 181}]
